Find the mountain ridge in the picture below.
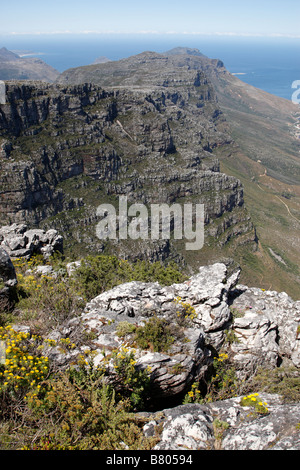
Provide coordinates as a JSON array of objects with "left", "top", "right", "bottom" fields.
[
  {"left": 0, "top": 46, "right": 59, "bottom": 82},
  {"left": 0, "top": 73, "right": 257, "bottom": 282},
  {"left": 0, "top": 46, "right": 299, "bottom": 297},
  {"left": 55, "top": 46, "right": 300, "bottom": 297}
]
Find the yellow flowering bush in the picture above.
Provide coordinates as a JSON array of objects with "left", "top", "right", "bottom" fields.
[
  {"left": 111, "top": 346, "right": 151, "bottom": 410},
  {"left": 195, "top": 351, "right": 239, "bottom": 404},
  {"left": 0, "top": 325, "right": 49, "bottom": 399},
  {"left": 183, "top": 382, "right": 202, "bottom": 404},
  {"left": 173, "top": 297, "right": 197, "bottom": 326},
  {"left": 21, "top": 364, "right": 157, "bottom": 451},
  {"left": 240, "top": 393, "right": 269, "bottom": 415}
]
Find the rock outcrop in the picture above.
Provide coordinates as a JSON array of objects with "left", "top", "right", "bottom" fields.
[
  {"left": 231, "top": 285, "right": 300, "bottom": 372},
  {"left": 0, "top": 223, "right": 63, "bottom": 259},
  {"left": 4, "top": 239, "right": 299, "bottom": 449},
  {"left": 142, "top": 393, "right": 300, "bottom": 450},
  {"left": 68, "top": 262, "right": 300, "bottom": 404},
  {"left": 0, "top": 246, "right": 17, "bottom": 288},
  {"left": 73, "top": 261, "right": 299, "bottom": 450}
]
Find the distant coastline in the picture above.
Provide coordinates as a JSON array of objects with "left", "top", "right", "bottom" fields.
[{"left": 1, "top": 34, "right": 299, "bottom": 100}]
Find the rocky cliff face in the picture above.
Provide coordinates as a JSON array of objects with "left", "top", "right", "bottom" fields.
[
  {"left": 0, "top": 71, "right": 256, "bottom": 266},
  {"left": 54, "top": 48, "right": 300, "bottom": 299}
]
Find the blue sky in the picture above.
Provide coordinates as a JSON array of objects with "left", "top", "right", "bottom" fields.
[{"left": 1, "top": 0, "right": 299, "bottom": 37}]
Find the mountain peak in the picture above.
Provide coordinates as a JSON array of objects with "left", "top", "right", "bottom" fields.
[
  {"left": 0, "top": 47, "right": 20, "bottom": 61},
  {"left": 164, "top": 47, "right": 207, "bottom": 58}
]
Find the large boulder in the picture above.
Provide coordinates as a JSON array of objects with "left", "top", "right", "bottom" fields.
[
  {"left": 0, "top": 246, "right": 17, "bottom": 289},
  {"left": 0, "top": 246, "right": 17, "bottom": 311},
  {"left": 77, "top": 262, "right": 300, "bottom": 403},
  {"left": 142, "top": 393, "right": 300, "bottom": 450},
  {"left": 230, "top": 285, "right": 300, "bottom": 372},
  {"left": 80, "top": 263, "right": 240, "bottom": 401},
  {"left": 0, "top": 223, "right": 63, "bottom": 259}
]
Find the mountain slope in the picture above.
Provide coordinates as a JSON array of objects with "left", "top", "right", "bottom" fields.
[
  {"left": 0, "top": 47, "right": 299, "bottom": 297},
  {"left": 0, "top": 47, "right": 59, "bottom": 82},
  {"left": 193, "top": 50, "right": 300, "bottom": 298},
  {"left": 56, "top": 48, "right": 300, "bottom": 298},
  {"left": 0, "top": 78, "right": 256, "bottom": 277}
]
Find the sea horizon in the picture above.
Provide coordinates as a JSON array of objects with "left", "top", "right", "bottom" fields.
[{"left": 1, "top": 33, "right": 299, "bottom": 101}]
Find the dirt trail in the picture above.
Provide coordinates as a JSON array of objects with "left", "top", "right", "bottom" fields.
[
  {"left": 274, "top": 195, "right": 300, "bottom": 223},
  {"left": 257, "top": 170, "right": 300, "bottom": 223}
]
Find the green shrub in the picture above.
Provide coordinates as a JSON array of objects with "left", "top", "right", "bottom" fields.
[
  {"left": 204, "top": 352, "right": 239, "bottom": 402},
  {"left": 134, "top": 316, "right": 175, "bottom": 353},
  {"left": 213, "top": 418, "right": 230, "bottom": 443},
  {"left": 0, "top": 338, "right": 157, "bottom": 450},
  {"left": 12, "top": 256, "right": 84, "bottom": 330},
  {"left": 16, "top": 273, "right": 84, "bottom": 324},
  {"left": 110, "top": 346, "right": 151, "bottom": 411},
  {"left": 22, "top": 364, "right": 156, "bottom": 450},
  {"left": 0, "top": 325, "right": 50, "bottom": 408},
  {"left": 183, "top": 382, "right": 203, "bottom": 404},
  {"left": 173, "top": 297, "right": 197, "bottom": 326},
  {"left": 116, "top": 321, "right": 137, "bottom": 338},
  {"left": 72, "top": 255, "right": 186, "bottom": 301}
]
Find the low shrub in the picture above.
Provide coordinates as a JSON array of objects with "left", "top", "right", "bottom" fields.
[
  {"left": 16, "top": 272, "right": 85, "bottom": 327},
  {"left": 22, "top": 365, "right": 156, "bottom": 450},
  {"left": 183, "top": 382, "right": 202, "bottom": 404},
  {"left": 134, "top": 316, "right": 175, "bottom": 353},
  {"left": 173, "top": 297, "right": 197, "bottom": 326},
  {"left": 0, "top": 326, "right": 156, "bottom": 450},
  {"left": 0, "top": 325, "right": 50, "bottom": 409},
  {"left": 72, "top": 255, "right": 186, "bottom": 301},
  {"left": 116, "top": 321, "right": 137, "bottom": 338},
  {"left": 110, "top": 346, "right": 151, "bottom": 411}
]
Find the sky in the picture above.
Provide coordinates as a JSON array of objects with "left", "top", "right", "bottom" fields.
[{"left": 1, "top": 0, "right": 299, "bottom": 37}]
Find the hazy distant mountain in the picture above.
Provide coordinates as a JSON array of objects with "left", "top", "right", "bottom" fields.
[
  {"left": 91, "top": 56, "right": 112, "bottom": 65},
  {"left": 165, "top": 47, "right": 207, "bottom": 58},
  {"left": 0, "top": 47, "right": 59, "bottom": 82},
  {"left": 0, "top": 47, "right": 20, "bottom": 61}
]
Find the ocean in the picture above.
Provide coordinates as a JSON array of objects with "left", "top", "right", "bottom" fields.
[{"left": 1, "top": 34, "right": 300, "bottom": 101}]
